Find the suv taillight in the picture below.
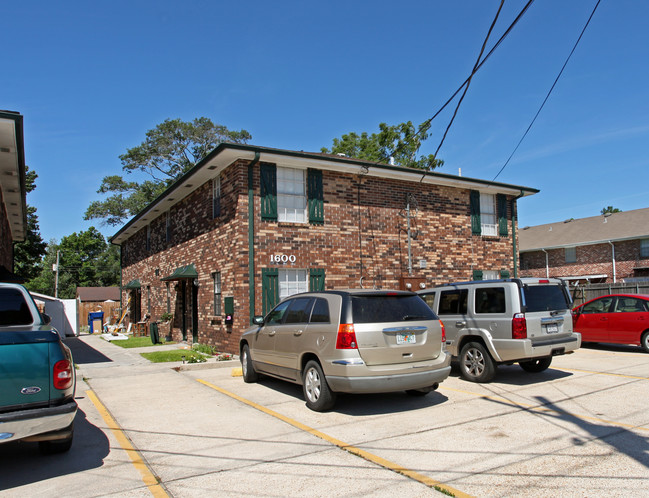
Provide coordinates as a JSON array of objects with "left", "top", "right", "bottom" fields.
[
  {"left": 512, "top": 313, "right": 527, "bottom": 339},
  {"left": 440, "top": 320, "right": 446, "bottom": 343},
  {"left": 336, "top": 324, "right": 358, "bottom": 349},
  {"left": 53, "top": 360, "right": 73, "bottom": 390}
]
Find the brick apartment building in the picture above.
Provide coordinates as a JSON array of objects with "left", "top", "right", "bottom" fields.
[
  {"left": 110, "top": 143, "right": 537, "bottom": 353},
  {"left": 0, "top": 110, "right": 27, "bottom": 280},
  {"left": 519, "top": 208, "right": 649, "bottom": 285}
]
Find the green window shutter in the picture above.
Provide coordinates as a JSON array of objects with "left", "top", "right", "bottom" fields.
[
  {"left": 260, "top": 163, "right": 277, "bottom": 221},
  {"left": 307, "top": 169, "right": 324, "bottom": 225},
  {"left": 472, "top": 270, "right": 483, "bottom": 281},
  {"left": 470, "top": 190, "right": 481, "bottom": 235},
  {"left": 309, "top": 268, "right": 325, "bottom": 291},
  {"left": 261, "top": 268, "right": 279, "bottom": 315},
  {"left": 497, "top": 194, "right": 508, "bottom": 236},
  {"left": 500, "top": 270, "right": 511, "bottom": 279}
]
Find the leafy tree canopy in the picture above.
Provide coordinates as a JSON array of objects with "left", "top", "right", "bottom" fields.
[
  {"left": 601, "top": 206, "right": 622, "bottom": 215},
  {"left": 26, "top": 227, "right": 120, "bottom": 299},
  {"left": 13, "top": 166, "right": 47, "bottom": 282},
  {"left": 85, "top": 117, "right": 251, "bottom": 226},
  {"left": 321, "top": 121, "right": 443, "bottom": 171}
]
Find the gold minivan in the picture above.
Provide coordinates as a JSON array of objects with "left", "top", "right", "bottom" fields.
[{"left": 239, "top": 290, "right": 451, "bottom": 411}]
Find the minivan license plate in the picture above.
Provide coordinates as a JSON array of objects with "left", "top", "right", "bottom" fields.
[
  {"left": 396, "top": 332, "right": 416, "bottom": 344},
  {"left": 546, "top": 323, "right": 559, "bottom": 334}
]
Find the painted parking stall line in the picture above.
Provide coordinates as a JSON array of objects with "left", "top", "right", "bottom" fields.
[
  {"left": 196, "top": 378, "right": 473, "bottom": 498},
  {"left": 86, "top": 390, "right": 169, "bottom": 498}
]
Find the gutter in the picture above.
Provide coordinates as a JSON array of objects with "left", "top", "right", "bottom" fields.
[
  {"left": 247, "top": 152, "right": 260, "bottom": 324},
  {"left": 541, "top": 248, "right": 549, "bottom": 278},
  {"left": 608, "top": 241, "right": 616, "bottom": 283}
]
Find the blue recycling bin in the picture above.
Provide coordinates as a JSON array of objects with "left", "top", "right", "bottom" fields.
[{"left": 88, "top": 312, "right": 104, "bottom": 334}]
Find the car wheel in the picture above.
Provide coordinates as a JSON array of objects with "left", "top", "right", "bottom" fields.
[
  {"left": 459, "top": 342, "right": 496, "bottom": 383},
  {"left": 39, "top": 425, "right": 73, "bottom": 455},
  {"left": 241, "top": 345, "right": 258, "bottom": 383},
  {"left": 641, "top": 331, "right": 649, "bottom": 353},
  {"left": 519, "top": 357, "right": 552, "bottom": 373},
  {"left": 302, "top": 360, "right": 336, "bottom": 412}
]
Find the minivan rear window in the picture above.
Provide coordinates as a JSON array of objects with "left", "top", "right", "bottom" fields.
[
  {"left": 351, "top": 295, "right": 437, "bottom": 323},
  {"left": 523, "top": 284, "right": 571, "bottom": 312}
]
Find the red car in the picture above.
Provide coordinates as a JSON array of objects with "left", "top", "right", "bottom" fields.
[{"left": 572, "top": 294, "right": 649, "bottom": 352}]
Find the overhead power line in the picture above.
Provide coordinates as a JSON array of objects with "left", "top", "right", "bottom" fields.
[{"left": 492, "top": 0, "right": 602, "bottom": 181}]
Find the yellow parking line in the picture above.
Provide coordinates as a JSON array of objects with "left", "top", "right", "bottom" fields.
[
  {"left": 440, "top": 386, "right": 649, "bottom": 432},
  {"left": 196, "top": 379, "right": 472, "bottom": 498},
  {"left": 86, "top": 390, "right": 169, "bottom": 498},
  {"left": 560, "top": 367, "right": 648, "bottom": 380}
]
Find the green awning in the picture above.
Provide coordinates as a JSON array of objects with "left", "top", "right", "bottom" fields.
[
  {"left": 124, "top": 279, "right": 141, "bottom": 289},
  {"left": 161, "top": 264, "right": 198, "bottom": 281}
]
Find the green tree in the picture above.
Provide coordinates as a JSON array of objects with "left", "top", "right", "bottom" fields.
[
  {"left": 13, "top": 166, "right": 47, "bottom": 282},
  {"left": 85, "top": 117, "right": 252, "bottom": 226},
  {"left": 322, "top": 121, "right": 443, "bottom": 171},
  {"left": 601, "top": 206, "right": 622, "bottom": 215},
  {"left": 26, "top": 228, "right": 120, "bottom": 299}
]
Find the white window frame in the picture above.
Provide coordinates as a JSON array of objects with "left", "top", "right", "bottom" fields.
[
  {"left": 277, "top": 167, "right": 307, "bottom": 223},
  {"left": 213, "top": 271, "right": 222, "bottom": 315},
  {"left": 641, "top": 239, "right": 649, "bottom": 258},
  {"left": 480, "top": 193, "right": 497, "bottom": 236},
  {"left": 482, "top": 270, "right": 499, "bottom": 280},
  {"left": 278, "top": 269, "right": 308, "bottom": 300},
  {"left": 565, "top": 246, "right": 577, "bottom": 263}
]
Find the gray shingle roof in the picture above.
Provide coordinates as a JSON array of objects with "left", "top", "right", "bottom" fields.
[{"left": 519, "top": 207, "right": 649, "bottom": 251}]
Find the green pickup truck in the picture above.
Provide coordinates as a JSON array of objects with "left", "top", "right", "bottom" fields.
[{"left": 0, "top": 283, "right": 77, "bottom": 453}]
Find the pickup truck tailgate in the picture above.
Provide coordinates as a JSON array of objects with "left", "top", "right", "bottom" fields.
[{"left": 0, "top": 331, "right": 55, "bottom": 409}]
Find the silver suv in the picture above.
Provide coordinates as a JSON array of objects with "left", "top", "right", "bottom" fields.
[
  {"left": 239, "top": 290, "right": 451, "bottom": 411},
  {"left": 418, "top": 278, "right": 581, "bottom": 382}
]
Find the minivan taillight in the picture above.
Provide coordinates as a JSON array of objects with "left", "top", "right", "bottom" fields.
[
  {"left": 53, "top": 360, "right": 73, "bottom": 390},
  {"left": 512, "top": 313, "right": 527, "bottom": 339},
  {"left": 440, "top": 320, "right": 446, "bottom": 343},
  {"left": 336, "top": 324, "right": 358, "bottom": 349}
]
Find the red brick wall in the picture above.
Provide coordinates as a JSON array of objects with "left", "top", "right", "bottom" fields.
[
  {"left": 520, "top": 239, "right": 649, "bottom": 281},
  {"left": 121, "top": 159, "right": 518, "bottom": 353}
]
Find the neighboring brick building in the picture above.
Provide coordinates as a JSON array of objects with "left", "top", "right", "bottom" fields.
[
  {"left": 519, "top": 208, "right": 649, "bottom": 285},
  {"left": 0, "top": 110, "right": 27, "bottom": 280},
  {"left": 110, "top": 143, "right": 537, "bottom": 353}
]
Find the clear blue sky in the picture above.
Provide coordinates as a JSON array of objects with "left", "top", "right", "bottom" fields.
[{"left": 4, "top": 0, "right": 648, "bottom": 243}]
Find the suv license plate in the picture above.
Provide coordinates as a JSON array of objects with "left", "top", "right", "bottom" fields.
[
  {"left": 546, "top": 323, "right": 559, "bottom": 334},
  {"left": 396, "top": 333, "right": 416, "bottom": 345}
]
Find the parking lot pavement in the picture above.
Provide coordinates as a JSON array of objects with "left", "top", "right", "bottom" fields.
[{"left": 3, "top": 336, "right": 648, "bottom": 497}]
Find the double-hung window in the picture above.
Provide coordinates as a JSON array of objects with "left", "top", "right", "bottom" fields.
[
  {"left": 277, "top": 167, "right": 307, "bottom": 223},
  {"left": 641, "top": 239, "right": 649, "bottom": 258},
  {"left": 278, "top": 269, "right": 308, "bottom": 300},
  {"left": 213, "top": 272, "right": 222, "bottom": 315},
  {"left": 565, "top": 246, "right": 577, "bottom": 263},
  {"left": 480, "top": 193, "right": 497, "bottom": 236}
]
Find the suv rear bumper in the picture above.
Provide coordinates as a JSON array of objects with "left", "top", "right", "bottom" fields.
[
  {"left": 0, "top": 399, "right": 77, "bottom": 443},
  {"left": 325, "top": 353, "right": 452, "bottom": 393},
  {"left": 493, "top": 333, "right": 581, "bottom": 362}
]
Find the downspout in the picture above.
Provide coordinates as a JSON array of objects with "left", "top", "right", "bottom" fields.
[
  {"left": 608, "top": 241, "right": 616, "bottom": 283},
  {"left": 248, "top": 152, "right": 261, "bottom": 324},
  {"left": 511, "top": 191, "right": 525, "bottom": 278},
  {"left": 541, "top": 248, "right": 549, "bottom": 278}
]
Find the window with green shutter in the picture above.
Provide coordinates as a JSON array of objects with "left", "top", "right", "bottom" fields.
[
  {"left": 307, "top": 169, "right": 324, "bottom": 224},
  {"left": 472, "top": 270, "right": 483, "bottom": 281},
  {"left": 470, "top": 190, "right": 481, "bottom": 235},
  {"left": 497, "top": 194, "right": 508, "bottom": 236},
  {"left": 260, "top": 163, "right": 277, "bottom": 221},
  {"left": 309, "top": 268, "right": 325, "bottom": 291},
  {"left": 500, "top": 270, "right": 511, "bottom": 279},
  {"left": 261, "top": 268, "right": 279, "bottom": 315}
]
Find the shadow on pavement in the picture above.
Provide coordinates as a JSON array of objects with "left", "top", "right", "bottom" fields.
[
  {"left": 64, "top": 336, "right": 112, "bottom": 364},
  {"left": 0, "top": 407, "right": 110, "bottom": 491}
]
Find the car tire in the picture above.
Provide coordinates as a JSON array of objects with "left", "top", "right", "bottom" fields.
[
  {"left": 39, "top": 425, "right": 73, "bottom": 455},
  {"left": 519, "top": 357, "right": 552, "bottom": 373},
  {"left": 241, "top": 344, "right": 258, "bottom": 383},
  {"left": 302, "top": 360, "right": 336, "bottom": 412},
  {"left": 459, "top": 342, "right": 496, "bottom": 383},
  {"left": 641, "top": 331, "right": 649, "bottom": 353}
]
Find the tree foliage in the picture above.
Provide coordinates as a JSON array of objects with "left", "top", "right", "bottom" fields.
[
  {"left": 26, "top": 227, "right": 120, "bottom": 299},
  {"left": 321, "top": 121, "right": 443, "bottom": 171},
  {"left": 13, "top": 167, "right": 47, "bottom": 282},
  {"left": 601, "top": 206, "right": 622, "bottom": 215},
  {"left": 85, "top": 117, "right": 252, "bottom": 226}
]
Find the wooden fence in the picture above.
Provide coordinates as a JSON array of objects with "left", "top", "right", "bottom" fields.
[
  {"left": 78, "top": 301, "right": 122, "bottom": 331},
  {"left": 571, "top": 282, "right": 649, "bottom": 306}
]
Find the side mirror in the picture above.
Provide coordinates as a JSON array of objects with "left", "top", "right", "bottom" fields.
[
  {"left": 41, "top": 313, "right": 52, "bottom": 325},
  {"left": 252, "top": 316, "right": 264, "bottom": 326}
]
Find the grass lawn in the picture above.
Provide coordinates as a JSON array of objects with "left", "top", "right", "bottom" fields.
[
  {"left": 107, "top": 336, "right": 176, "bottom": 349},
  {"left": 140, "top": 350, "right": 208, "bottom": 363}
]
